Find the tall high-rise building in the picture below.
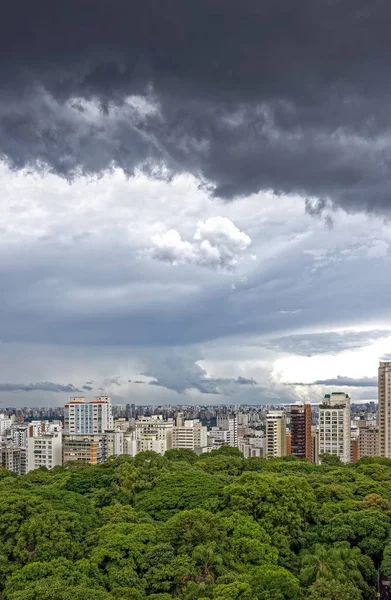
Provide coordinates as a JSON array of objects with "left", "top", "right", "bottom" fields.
[
  {"left": 319, "top": 393, "right": 351, "bottom": 463},
  {"left": 290, "top": 404, "right": 312, "bottom": 461},
  {"left": 379, "top": 361, "right": 391, "bottom": 457},
  {"left": 64, "top": 396, "right": 113, "bottom": 434},
  {"left": 266, "top": 410, "right": 287, "bottom": 458}
]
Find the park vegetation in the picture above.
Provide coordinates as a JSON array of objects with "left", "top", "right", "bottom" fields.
[{"left": 1, "top": 447, "right": 391, "bottom": 599}]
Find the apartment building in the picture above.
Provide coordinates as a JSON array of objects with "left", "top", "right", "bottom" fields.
[
  {"left": 266, "top": 410, "right": 287, "bottom": 458},
  {"left": 172, "top": 419, "right": 207, "bottom": 451},
  {"left": 319, "top": 393, "right": 351, "bottom": 463},
  {"left": 27, "top": 429, "right": 62, "bottom": 472},
  {"left": 64, "top": 396, "right": 113, "bottom": 435}
]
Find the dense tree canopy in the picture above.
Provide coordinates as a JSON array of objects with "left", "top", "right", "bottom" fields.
[{"left": 1, "top": 449, "right": 391, "bottom": 599}]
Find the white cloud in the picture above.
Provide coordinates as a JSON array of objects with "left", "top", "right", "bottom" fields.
[{"left": 149, "top": 216, "right": 252, "bottom": 270}]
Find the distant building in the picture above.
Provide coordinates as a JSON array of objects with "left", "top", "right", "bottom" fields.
[
  {"left": 319, "top": 393, "right": 351, "bottom": 463},
  {"left": 0, "top": 414, "right": 11, "bottom": 436},
  {"left": 239, "top": 436, "right": 265, "bottom": 458},
  {"left": 216, "top": 414, "right": 238, "bottom": 447},
  {"left": 64, "top": 396, "right": 113, "bottom": 434},
  {"left": 311, "top": 425, "right": 319, "bottom": 464},
  {"left": 378, "top": 362, "right": 391, "bottom": 457},
  {"left": 266, "top": 410, "right": 287, "bottom": 458},
  {"left": 207, "top": 428, "right": 231, "bottom": 449},
  {"left": 63, "top": 436, "right": 103, "bottom": 465},
  {"left": 172, "top": 419, "right": 207, "bottom": 451},
  {"left": 27, "top": 428, "right": 62, "bottom": 472},
  {"left": 351, "top": 437, "right": 360, "bottom": 462},
  {"left": 125, "top": 415, "right": 174, "bottom": 456},
  {"left": 10, "top": 425, "right": 28, "bottom": 448},
  {"left": 359, "top": 425, "right": 379, "bottom": 458},
  {"left": 0, "top": 445, "right": 28, "bottom": 475},
  {"left": 290, "top": 404, "right": 312, "bottom": 461},
  {"left": 286, "top": 432, "right": 292, "bottom": 456}
]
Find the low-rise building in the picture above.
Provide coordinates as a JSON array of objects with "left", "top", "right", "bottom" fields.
[{"left": 63, "top": 435, "right": 103, "bottom": 465}]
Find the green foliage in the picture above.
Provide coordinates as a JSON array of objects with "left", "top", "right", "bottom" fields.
[
  {"left": 308, "top": 579, "right": 362, "bottom": 600},
  {"left": 1, "top": 455, "right": 391, "bottom": 599},
  {"left": 319, "top": 453, "right": 343, "bottom": 466},
  {"left": 135, "top": 470, "right": 223, "bottom": 520}
]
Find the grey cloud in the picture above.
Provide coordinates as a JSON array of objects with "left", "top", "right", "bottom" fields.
[
  {"left": 1, "top": 2, "right": 391, "bottom": 213},
  {"left": 82, "top": 385, "right": 93, "bottom": 391},
  {"left": 289, "top": 375, "right": 378, "bottom": 388},
  {"left": 0, "top": 382, "right": 81, "bottom": 393},
  {"left": 235, "top": 376, "right": 258, "bottom": 385},
  {"left": 266, "top": 330, "right": 391, "bottom": 357},
  {"left": 143, "top": 352, "right": 259, "bottom": 395},
  {"left": 133, "top": 380, "right": 145, "bottom": 384}
]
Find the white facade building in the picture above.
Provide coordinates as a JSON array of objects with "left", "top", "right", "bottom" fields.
[
  {"left": 10, "top": 425, "right": 28, "bottom": 448},
  {"left": 65, "top": 396, "right": 113, "bottom": 435},
  {"left": 0, "top": 414, "right": 11, "bottom": 436},
  {"left": 124, "top": 415, "right": 173, "bottom": 456},
  {"left": 239, "top": 436, "right": 265, "bottom": 458},
  {"left": 216, "top": 414, "right": 238, "bottom": 447},
  {"left": 27, "top": 430, "right": 62, "bottom": 472},
  {"left": 102, "top": 431, "right": 124, "bottom": 460},
  {"left": 208, "top": 427, "right": 231, "bottom": 449},
  {"left": 319, "top": 393, "right": 351, "bottom": 463}
]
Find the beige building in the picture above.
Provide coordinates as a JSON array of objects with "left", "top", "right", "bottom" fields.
[
  {"left": 266, "top": 410, "right": 287, "bottom": 458},
  {"left": 172, "top": 419, "right": 207, "bottom": 451},
  {"left": 63, "top": 436, "right": 103, "bottom": 465},
  {"left": 379, "top": 361, "right": 391, "bottom": 457},
  {"left": 359, "top": 426, "right": 379, "bottom": 458}
]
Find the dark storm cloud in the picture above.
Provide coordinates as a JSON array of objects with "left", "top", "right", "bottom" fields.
[
  {"left": 289, "top": 375, "right": 378, "bottom": 388},
  {"left": 143, "top": 354, "right": 259, "bottom": 394},
  {"left": 0, "top": 382, "right": 81, "bottom": 393},
  {"left": 2, "top": 1, "right": 391, "bottom": 212},
  {"left": 266, "top": 330, "right": 391, "bottom": 357}
]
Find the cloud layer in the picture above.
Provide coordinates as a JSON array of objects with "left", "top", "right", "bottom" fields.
[
  {"left": 0, "top": 382, "right": 81, "bottom": 393},
  {"left": 289, "top": 376, "right": 378, "bottom": 388},
  {"left": 266, "top": 331, "right": 391, "bottom": 357},
  {"left": 150, "top": 216, "right": 252, "bottom": 269},
  {"left": 1, "top": 1, "right": 391, "bottom": 214}
]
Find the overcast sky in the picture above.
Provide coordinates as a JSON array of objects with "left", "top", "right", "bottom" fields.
[{"left": 1, "top": 1, "right": 391, "bottom": 407}]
